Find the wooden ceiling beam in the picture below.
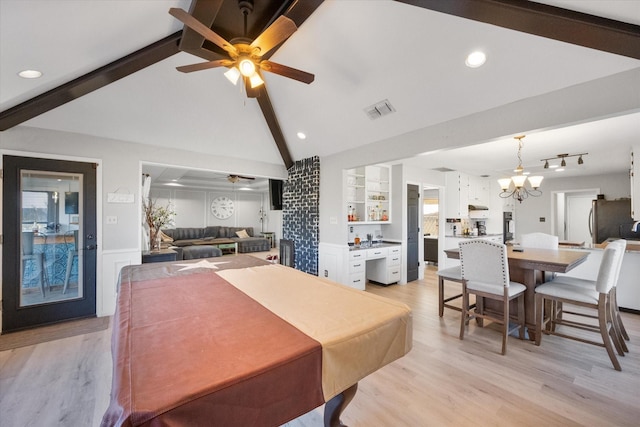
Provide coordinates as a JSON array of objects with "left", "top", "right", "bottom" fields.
[
  {"left": 0, "top": 32, "right": 182, "bottom": 131},
  {"left": 256, "top": 87, "right": 294, "bottom": 170},
  {"left": 395, "top": 0, "right": 640, "bottom": 60}
]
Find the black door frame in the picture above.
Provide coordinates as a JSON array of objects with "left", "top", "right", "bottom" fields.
[{"left": 2, "top": 155, "right": 98, "bottom": 332}]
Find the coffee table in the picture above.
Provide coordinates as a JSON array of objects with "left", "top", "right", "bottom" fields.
[{"left": 212, "top": 239, "right": 237, "bottom": 255}]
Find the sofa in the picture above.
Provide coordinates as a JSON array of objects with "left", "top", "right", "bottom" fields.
[{"left": 162, "top": 226, "right": 271, "bottom": 254}]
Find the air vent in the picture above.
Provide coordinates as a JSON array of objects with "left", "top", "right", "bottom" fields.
[{"left": 364, "top": 99, "right": 396, "bottom": 120}]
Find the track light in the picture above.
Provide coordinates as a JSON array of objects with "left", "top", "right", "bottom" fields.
[{"left": 540, "top": 152, "right": 588, "bottom": 169}]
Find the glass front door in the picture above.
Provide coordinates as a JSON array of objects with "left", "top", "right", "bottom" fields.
[
  {"left": 2, "top": 155, "right": 97, "bottom": 332},
  {"left": 20, "top": 171, "right": 83, "bottom": 307}
]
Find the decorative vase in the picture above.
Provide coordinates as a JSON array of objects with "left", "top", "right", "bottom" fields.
[
  {"left": 149, "top": 227, "right": 161, "bottom": 252},
  {"left": 155, "top": 233, "right": 162, "bottom": 252}
]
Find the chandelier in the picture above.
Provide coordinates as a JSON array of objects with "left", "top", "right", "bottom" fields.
[{"left": 498, "top": 135, "right": 543, "bottom": 203}]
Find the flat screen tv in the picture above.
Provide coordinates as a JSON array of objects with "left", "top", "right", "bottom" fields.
[
  {"left": 65, "top": 192, "right": 79, "bottom": 214},
  {"left": 269, "top": 179, "right": 283, "bottom": 211}
]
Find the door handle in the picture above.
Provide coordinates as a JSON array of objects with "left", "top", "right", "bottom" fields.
[{"left": 84, "top": 244, "right": 97, "bottom": 250}]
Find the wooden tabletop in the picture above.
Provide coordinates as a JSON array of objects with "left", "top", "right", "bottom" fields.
[{"left": 444, "top": 246, "right": 589, "bottom": 274}]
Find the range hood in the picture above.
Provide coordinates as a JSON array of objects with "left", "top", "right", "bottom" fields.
[{"left": 468, "top": 204, "right": 489, "bottom": 210}]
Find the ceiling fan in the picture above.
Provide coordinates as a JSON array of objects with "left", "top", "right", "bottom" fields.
[
  {"left": 227, "top": 174, "right": 255, "bottom": 183},
  {"left": 169, "top": 2, "right": 314, "bottom": 97}
]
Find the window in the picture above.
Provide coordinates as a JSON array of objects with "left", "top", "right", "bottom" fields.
[{"left": 22, "top": 191, "right": 54, "bottom": 224}]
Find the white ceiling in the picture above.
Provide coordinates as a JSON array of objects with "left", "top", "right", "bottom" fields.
[{"left": 1, "top": 0, "right": 639, "bottom": 185}]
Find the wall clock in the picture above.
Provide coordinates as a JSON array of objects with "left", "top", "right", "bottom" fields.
[{"left": 211, "top": 196, "right": 235, "bottom": 219}]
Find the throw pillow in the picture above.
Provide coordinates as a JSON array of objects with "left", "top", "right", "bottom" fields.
[
  {"left": 236, "top": 229, "right": 250, "bottom": 239},
  {"left": 159, "top": 230, "right": 174, "bottom": 242}
]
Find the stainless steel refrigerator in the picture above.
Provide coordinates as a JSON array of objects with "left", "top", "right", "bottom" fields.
[{"left": 589, "top": 198, "right": 633, "bottom": 244}]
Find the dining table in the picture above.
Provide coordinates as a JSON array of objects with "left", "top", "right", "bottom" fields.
[{"left": 444, "top": 245, "right": 589, "bottom": 340}]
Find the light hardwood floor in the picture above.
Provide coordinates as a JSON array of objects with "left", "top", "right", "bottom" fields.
[{"left": 1, "top": 264, "right": 639, "bottom": 426}]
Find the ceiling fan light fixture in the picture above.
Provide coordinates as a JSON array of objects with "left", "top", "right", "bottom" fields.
[
  {"left": 239, "top": 58, "right": 256, "bottom": 77},
  {"left": 224, "top": 67, "right": 241, "bottom": 85},
  {"left": 578, "top": 155, "right": 584, "bottom": 165},
  {"left": 561, "top": 157, "right": 566, "bottom": 167},
  {"left": 249, "top": 72, "right": 264, "bottom": 88}
]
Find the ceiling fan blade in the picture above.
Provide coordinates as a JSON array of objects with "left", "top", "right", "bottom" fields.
[
  {"left": 236, "top": 175, "right": 255, "bottom": 180},
  {"left": 250, "top": 15, "right": 297, "bottom": 57},
  {"left": 169, "top": 8, "right": 237, "bottom": 56},
  {"left": 260, "top": 61, "right": 315, "bottom": 84},
  {"left": 176, "top": 59, "right": 233, "bottom": 73}
]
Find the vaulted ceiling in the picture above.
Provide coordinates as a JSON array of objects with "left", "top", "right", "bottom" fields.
[{"left": 1, "top": 0, "right": 639, "bottom": 180}]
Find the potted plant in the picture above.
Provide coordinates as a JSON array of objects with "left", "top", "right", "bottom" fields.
[{"left": 143, "top": 198, "right": 175, "bottom": 251}]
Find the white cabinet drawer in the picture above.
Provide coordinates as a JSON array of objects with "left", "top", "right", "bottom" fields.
[
  {"left": 388, "top": 246, "right": 401, "bottom": 255},
  {"left": 388, "top": 255, "right": 401, "bottom": 266},
  {"left": 349, "top": 250, "right": 365, "bottom": 260},
  {"left": 366, "top": 247, "right": 388, "bottom": 259},
  {"left": 349, "top": 259, "right": 365, "bottom": 273},
  {"left": 348, "top": 273, "right": 366, "bottom": 290},
  {"left": 387, "top": 268, "right": 401, "bottom": 282}
]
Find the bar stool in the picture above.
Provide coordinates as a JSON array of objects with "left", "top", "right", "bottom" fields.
[
  {"left": 64, "top": 230, "right": 78, "bottom": 294},
  {"left": 437, "top": 266, "right": 465, "bottom": 316},
  {"left": 22, "top": 231, "right": 47, "bottom": 297}
]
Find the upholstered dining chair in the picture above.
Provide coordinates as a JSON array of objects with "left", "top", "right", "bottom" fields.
[
  {"left": 550, "top": 239, "right": 629, "bottom": 353},
  {"left": 534, "top": 243, "right": 624, "bottom": 371},
  {"left": 520, "top": 232, "right": 559, "bottom": 249},
  {"left": 459, "top": 239, "right": 526, "bottom": 355},
  {"left": 437, "top": 266, "right": 476, "bottom": 317},
  {"left": 520, "top": 232, "right": 559, "bottom": 282},
  {"left": 22, "top": 231, "right": 47, "bottom": 297}
]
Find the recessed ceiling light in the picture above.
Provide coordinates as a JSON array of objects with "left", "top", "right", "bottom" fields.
[
  {"left": 18, "top": 69, "right": 42, "bottom": 79},
  {"left": 297, "top": 132, "right": 307, "bottom": 140},
  {"left": 465, "top": 51, "right": 486, "bottom": 68}
]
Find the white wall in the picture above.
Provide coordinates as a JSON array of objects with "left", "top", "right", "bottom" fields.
[
  {"left": 0, "top": 126, "right": 287, "bottom": 320},
  {"left": 513, "top": 172, "right": 630, "bottom": 240},
  {"left": 150, "top": 188, "right": 272, "bottom": 234},
  {"left": 319, "top": 68, "right": 640, "bottom": 246}
]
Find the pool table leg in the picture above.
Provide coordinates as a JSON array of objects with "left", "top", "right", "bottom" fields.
[{"left": 324, "top": 383, "right": 358, "bottom": 427}]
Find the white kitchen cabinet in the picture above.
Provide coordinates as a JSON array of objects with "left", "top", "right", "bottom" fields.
[
  {"left": 468, "top": 176, "right": 490, "bottom": 206},
  {"left": 445, "top": 172, "right": 469, "bottom": 218},
  {"left": 366, "top": 246, "right": 402, "bottom": 285},
  {"left": 346, "top": 164, "right": 391, "bottom": 224},
  {"left": 348, "top": 250, "right": 367, "bottom": 290}
]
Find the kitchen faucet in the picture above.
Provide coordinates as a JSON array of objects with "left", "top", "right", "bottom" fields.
[{"left": 633, "top": 221, "right": 640, "bottom": 232}]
